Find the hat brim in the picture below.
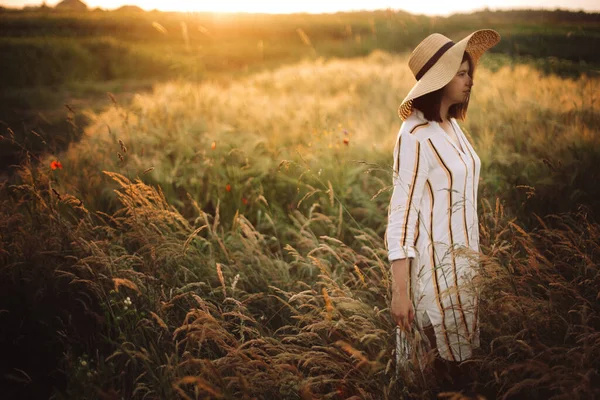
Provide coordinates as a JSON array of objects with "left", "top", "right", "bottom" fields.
[{"left": 398, "top": 29, "right": 501, "bottom": 121}]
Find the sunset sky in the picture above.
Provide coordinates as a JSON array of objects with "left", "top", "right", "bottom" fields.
[{"left": 1, "top": 0, "right": 599, "bottom": 16}]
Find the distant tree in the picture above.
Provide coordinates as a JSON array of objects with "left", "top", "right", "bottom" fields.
[
  {"left": 115, "top": 5, "right": 145, "bottom": 13},
  {"left": 54, "top": 0, "right": 88, "bottom": 12}
]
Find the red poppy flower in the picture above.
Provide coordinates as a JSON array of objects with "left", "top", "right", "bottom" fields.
[
  {"left": 242, "top": 197, "right": 248, "bottom": 205},
  {"left": 211, "top": 141, "right": 216, "bottom": 150},
  {"left": 225, "top": 184, "right": 231, "bottom": 192},
  {"left": 50, "top": 160, "right": 63, "bottom": 170},
  {"left": 343, "top": 137, "right": 350, "bottom": 145}
]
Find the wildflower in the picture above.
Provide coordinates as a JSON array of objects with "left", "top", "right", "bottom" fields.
[
  {"left": 225, "top": 184, "right": 231, "bottom": 192},
  {"left": 211, "top": 141, "right": 216, "bottom": 150},
  {"left": 242, "top": 197, "right": 248, "bottom": 205},
  {"left": 50, "top": 160, "right": 63, "bottom": 170},
  {"left": 80, "top": 360, "right": 87, "bottom": 367},
  {"left": 87, "top": 372, "right": 93, "bottom": 378},
  {"left": 124, "top": 297, "right": 132, "bottom": 306},
  {"left": 343, "top": 137, "right": 350, "bottom": 145}
]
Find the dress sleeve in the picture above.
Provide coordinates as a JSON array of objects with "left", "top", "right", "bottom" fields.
[{"left": 385, "top": 130, "right": 431, "bottom": 261}]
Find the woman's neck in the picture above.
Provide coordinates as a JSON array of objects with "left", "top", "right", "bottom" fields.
[{"left": 440, "top": 98, "right": 452, "bottom": 123}]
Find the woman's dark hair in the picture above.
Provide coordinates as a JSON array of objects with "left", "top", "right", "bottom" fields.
[{"left": 412, "top": 52, "right": 474, "bottom": 122}]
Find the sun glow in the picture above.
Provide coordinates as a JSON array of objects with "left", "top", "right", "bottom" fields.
[
  {"left": 90, "top": 0, "right": 600, "bottom": 15},
  {"left": 128, "top": 1, "right": 310, "bottom": 13},
  {"left": 7, "top": 0, "right": 600, "bottom": 16},
  {"left": 68, "top": 0, "right": 390, "bottom": 14},
  {"left": 126, "top": 0, "right": 501, "bottom": 15}
]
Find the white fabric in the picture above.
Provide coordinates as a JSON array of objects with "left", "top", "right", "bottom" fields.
[{"left": 386, "top": 108, "right": 482, "bottom": 362}]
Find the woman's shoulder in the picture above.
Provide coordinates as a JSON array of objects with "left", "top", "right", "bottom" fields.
[{"left": 399, "top": 110, "right": 437, "bottom": 141}]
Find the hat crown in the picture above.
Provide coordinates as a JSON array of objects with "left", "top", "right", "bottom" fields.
[
  {"left": 398, "top": 29, "right": 501, "bottom": 121},
  {"left": 408, "top": 33, "right": 453, "bottom": 79}
]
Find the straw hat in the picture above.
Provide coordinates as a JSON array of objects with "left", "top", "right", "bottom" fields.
[{"left": 398, "top": 29, "right": 501, "bottom": 121}]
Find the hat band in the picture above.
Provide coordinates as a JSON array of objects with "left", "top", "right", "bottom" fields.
[{"left": 415, "top": 40, "right": 455, "bottom": 80}]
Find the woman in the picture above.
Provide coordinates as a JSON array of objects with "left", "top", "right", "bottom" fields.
[{"left": 386, "top": 30, "right": 500, "bottom": 386}]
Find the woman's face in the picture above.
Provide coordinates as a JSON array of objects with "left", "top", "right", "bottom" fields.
[{"left": 442, "top": 60, "right": 473, "bottom": 105}]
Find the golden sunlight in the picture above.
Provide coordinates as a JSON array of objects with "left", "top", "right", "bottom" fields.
[
  {"left": 91, "top": 0, "right": 505, "bottom": 15},
  {"left": 124, "top": 0, "right": 335, "bottom": 13},
  {"left": 99, "top": 0, "right": 600, "bottom": 15},
  {"left": 4, "top": 0, "right": 591, "bottom": 15}
]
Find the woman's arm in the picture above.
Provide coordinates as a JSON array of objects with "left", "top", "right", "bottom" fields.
[
  {"left": 385, "top": 130, "right": 430, "bottom": 270},
  {"left": 390, "top": 258, "right": 410, "bottom": 296}
]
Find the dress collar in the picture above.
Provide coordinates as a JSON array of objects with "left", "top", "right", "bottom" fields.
[{"left": 413, "top": 108, "right": 426, "bottom": 121}]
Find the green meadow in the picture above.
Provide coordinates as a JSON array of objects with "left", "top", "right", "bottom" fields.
[{"left": 1, "top": 7, "right": 600, "bottom": 400}]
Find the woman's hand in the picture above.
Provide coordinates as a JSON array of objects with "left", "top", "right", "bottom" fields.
[
  {"left": 389, "top": 257, "right": 414, "bottom": 331},
  {"left": 391, "top": 291, "right": 414, "bottom": 332}
]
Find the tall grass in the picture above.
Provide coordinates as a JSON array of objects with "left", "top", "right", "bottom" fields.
[
  {"left": 1, "top": 51, "right": 599, "bottom": 399},
  {"left": 37, "top": 51, "right": 600, "bottom": 225}
]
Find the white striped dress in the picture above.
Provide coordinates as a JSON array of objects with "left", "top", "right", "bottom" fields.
[{"left": 385, "top": 108, "right": 482, "bottom": 362}]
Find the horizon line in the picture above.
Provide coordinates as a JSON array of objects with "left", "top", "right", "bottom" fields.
[{"left": 1, "top": 3, "right": 600, "bottom": 16}]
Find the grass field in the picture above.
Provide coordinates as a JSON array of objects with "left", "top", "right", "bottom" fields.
[
  {"left": 1, "top": 7, "right": 600, "bottom": 172},
  {"left": 2, "top": 47, "right": 600, "bottom": 398},
  {"left": 1, "top": 7, "right": 600, "bottom": 400}
]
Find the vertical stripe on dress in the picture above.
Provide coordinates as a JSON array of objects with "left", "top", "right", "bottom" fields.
[
  {"left": 401, "top": 141, "right": 421, "bottom": 247},
  {"left": 408, "top": 122, "right": 428, "bottom": 248},
  {"left": 394, "top": 136, "right": 402, "bottom": 174},
  {"left": 427, "top": 139, "right": 471, "bottom": 346},
  {"left": 426, "top": 179, "right": 456, "bottom": 362},
  {"left": 447, "top": 145, "right": 470, "bottom": 248},
  {"left": 457, "top": 126, "right": 478, "bottom": 241},
  {"left": 414, "top": 211, "right": 420, "bottom": 246}
]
